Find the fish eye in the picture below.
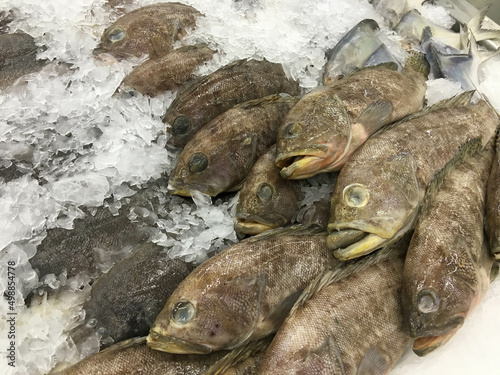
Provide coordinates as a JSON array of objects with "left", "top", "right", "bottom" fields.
[
  {"left": 343, "top": 184, "right": 370, "bottom": 208},
  {"left": 188, "top": 152, "right": 208, "bottom": 173},
  {"left": 417, "top": 290, "right": 440, "bottom": 314},
  {"left": 257, "top": 183, "right": 273, "bottom": 201},
  {"left": 284, "top": 123, "right": 302, "bottom": 138},
  {"left": 106, "top": 27, "right": 125, "bottom": 42},
  {"left": 172, "top": 116, "right": 192, "bottom": 135},
  {"left": 87, "top": 318, "right": 97, "bottom": 328},
  {"left": 172, "top": 301, "right": 195, "bottom": 324}
]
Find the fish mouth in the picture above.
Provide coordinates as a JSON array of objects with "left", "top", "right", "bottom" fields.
[
  {"left": 168, "top": 182, "right": 221, "bottom": 197},
  {"left": 276, "top": 147, "right": 337, "bottom": 180},
  {"left": 412, "top": 328, "right": 459, "bottom": 357},
  {"left": 147, "top": 329, "right": 212, "bottom": 354},
  {"left": 234, "top": 214, "right": 284, "bottom": 235}
]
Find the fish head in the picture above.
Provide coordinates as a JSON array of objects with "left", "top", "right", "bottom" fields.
[
  {"left": 402, "top": 235, "right": 490, "bottom": 355},
  {"left": 275, "top": 91, "right": 351, "bottom": 179},
  {"left": 169, "top": 133, "right": 260, "bottom": 197},
  {"left": 147, "top": 273, "right": 266, "bottom": 354},
  {"left": 327, "top": 152, "right": 420, "bottom": 260},
  {"left": 235, "top": 146, "right": 301, "bottom": 235}
]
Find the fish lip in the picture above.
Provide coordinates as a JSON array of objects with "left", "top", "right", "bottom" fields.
[
  {"left": 234, "top": 213, "right": 286, "bottom": 235},
  {"left": 408, "top": 314, "right": 465, "bottom": 339},
  {"left": 147, "top": 330, "right": 212, "bottom": 354},
  {"left": 412, "top": 323, "right": 462, "bottom": 357},
  {"left": 327, "top": 222, "right": 393, "bottom": 239},
  {"left": 168, "top": 182, "right": 221, "bottom": 197},
  {"left": 330, "top": 232, "right": 388, "bottom": 260},
  {"left": 276, "top": 149, "right": 332, "bottom": 179},
  {"left": 235, "top": 221, "right": 278, "bottom": 235}
]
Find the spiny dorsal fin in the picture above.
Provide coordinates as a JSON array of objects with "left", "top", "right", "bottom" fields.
[
  {"left": 203, "top": 336, "right": 273, "bottom": 375},
  {"left": 290, "top": 236, "right": 409, "bottom": 315},
  {"left": 245, "top": 224, "right": 326, "bottom": 243},
  {"left": 420, "top": 137, "right": 482, "bottom": 218}
]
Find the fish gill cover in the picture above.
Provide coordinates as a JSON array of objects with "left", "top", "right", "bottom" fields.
[{"left": 0, "top": 0, "right": 499, "bottom": 374}]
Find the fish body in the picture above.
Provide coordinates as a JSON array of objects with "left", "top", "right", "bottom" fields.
[
  {"left": 94, "top": 3, "right": 202, "bottom": 59},
  {"left": 58, "top": 337, "right": 227, "bottom": 375},
  {"left": 258, "top": 256, "right": 411, "bottom": 375},
  {"left": 0, "top": 32, "right": 47, "bottom": 89},
  {"left": 402, "top": 144, "right": 495, "bottom": 356},
  {"left": 168, "top": 95, "right": 298, "bottom": 197},
  {"left": 327, "top": 95, "right": 499, "bottom": 260},
  {"left": 147, "top": 227, "right": 339, "bottom": 354},
  {"left": 235, "top": 145, "right": 303, "bottom": 235},
  {"left": 486, "top": 134, "right": 500, "bottom": 259},
  {"left": 164, "top": 59, "right": 301, "bottom": 148},
  {"left": 322, "top": 19, "right": 383, "bottom": 85},
  {"left": 275, "top": 59, "right": 426, "bottom": 179},
  {"left": 121, "top": 44, "right": 216, "bottom": 96},
  {"left": 69, "top": 243, "right": 194, "bottom": 349}
]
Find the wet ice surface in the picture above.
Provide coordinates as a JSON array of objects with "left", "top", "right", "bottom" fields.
[{"left": 0, "top": 0, "right": 499, "bottom": 374}]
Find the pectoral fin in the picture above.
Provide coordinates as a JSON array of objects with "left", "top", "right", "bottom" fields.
[
  {"left": 357, "top": 347, "right": 391, "bottom": 375},
  {"left": 356, "top": 100, "right": 393, "bottom": 134}
]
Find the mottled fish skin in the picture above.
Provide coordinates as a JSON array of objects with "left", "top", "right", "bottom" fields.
[
  {"left": 0, "top": 32, "right": 47, "bottom": 90},
  {"left": 322, "top": 19, "right": 383, "bottom": 85},
  {"left": 275, "top": 59, "right": 426, "bottom": 179},
  {"left": 30, "top": 204, "right": 152, "bottom": 280},
  {"left": 94, "top": 3, "right": 202, "bottom": 59},
  {"left": 164, "top": 59, "right": 301, "bottom": 148},
  {"left": 327, "top": 97, "right": 499, "bottom": 260},
  {"left": 121, "top": 44, "right": 216, "bottom": 97},
  {"left": 235, "top": 145, "right": 303, "bottom": 235},
  {"left": 402, "top": 144, "right": 495, "bottom": 356},
  {"left": 69, "top": 242, "right": 195, "bottom": 350},
  {"left": 147, "top": 227, "right": 339, "bottom": 354},
  {"left": 168, "top": 95, "right": 298, "bottom": 197},
  {"left": 57, "top": 337, "right": 228, "bottom": 375},
  {"left": 486, "top": 134, "right": 500, "bottom": 259},
  {"left": 258, "top": 256, "right": 411, "bottom": 375}
]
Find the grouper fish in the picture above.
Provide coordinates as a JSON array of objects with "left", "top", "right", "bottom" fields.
[
  {"left": 327, "top": 92, "right": 499, "bottom": 260},
  {"left": 402, "top": 142, "right": 497, "bottom": 356},
  {"left": 164, "top": 59, "right": 301, "bottom": 148},
  {"left": 258, "top": 237, "right": 412, "bottom": 375},
  {"left": 147, "top": 226, "right": 338, "bottom": 354},
  {"left": 275, "top": 52, "right": 427, "bottom": 180},
  {"left": 486, "top": 133, "right": 500, "bottom": 259}
]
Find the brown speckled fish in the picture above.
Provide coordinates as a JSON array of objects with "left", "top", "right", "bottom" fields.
[
  {"left": 120, "top": 44, "right": 216, "bottom": 96},
  {"left": 486, "top": 133, "right": 500, "bottom": 260},
  {"left": 327, "top": 92, "right": 499, "bottom": 260},
  {"left": 235, "top": 145, "right": 303, "bottom": 235},
  {"left": 57, "top": 337, "right": 227, "bottom": 375},
  {"left": 168, "top": 95, "right": 297, "bottom": 197},
  {"left": 164, "top": 59, "right": 301, "bottom": 148},
  {"left": 94, "top": 3, "right": 202, "bottom": 59},
  {"left": 258, "top": 239, "right": 411, "bottom": 375},
  {"left": 275, "top": 53, "right": 427, "bottom": 180},
  {"left": 402, "top": 142, "right": 497, "bottom": 356},
  {"left": 147, "top": 226, "right": 338, "bottom": 354}
]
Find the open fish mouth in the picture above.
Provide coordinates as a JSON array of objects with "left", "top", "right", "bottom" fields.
[
  {"left": 147, "top": 330, "right": 212, "bottom": 354},
  {"left": 412, "top": 330, "right": 458, "bottom": 357},
  {"left": 235, "top": 219, "right": 280, "bottom": 235},
  {"left": 276, "top": 148, "right": 338, "bottom": 180}
]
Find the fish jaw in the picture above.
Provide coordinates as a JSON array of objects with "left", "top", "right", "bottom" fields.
[
  {"left": 276, "top": 144, "right": 343, "bottom": 179},
  {"left": 234, "top": 215, "right": 282, "bottom": 235},
  {"left": 167, "top": 181, "right": 222, "bottom": 197},
  {"left": 412, "top": 324, "right": 461, "bottom": 357},
  {"left": 330, "top": 233, "right": 388, "bottom": 260},
  {"left": 147, "top": 329, "right": 212, "bottom": 354}
]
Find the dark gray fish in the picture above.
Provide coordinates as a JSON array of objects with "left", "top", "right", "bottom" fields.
[
  {"left": 120, "top": 44, "right": 216, "bottom": 96},
  {"left": 164, "top": 58, "right": 301, "bottom": 148},
  {"left": 147, "top": 226, "right": 339, "bottom": 354},
  {"left": 403, "top": 143, "right": 495, "bottom": 356},
  {"left": 57, "top": 337, "right": 228, "bottom": 375},
  {"left": 322, "top": 19, "right": 383, "bottom": 85},
  {"left": 94, "top": 3, "right": 202, "bottom": 59},
  {"left": 168, "top": 95, "right": 298, "bottom": 197},
  {"left": 235, "top": 145, "right": 303, "bottom": 235},
  {"left": 69, "top": 242, "right": 195, "bottom": 349},
  {"left": 364, "top": 43, "right": 402, "bottom": 70},
  {"left": 486, "top": 133, "right": 500, "bottom": 260},
  {"left": 0, "top": 32, "right": 47, "bottom": 90}
]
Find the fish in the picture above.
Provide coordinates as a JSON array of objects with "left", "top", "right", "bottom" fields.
[
  {"left": 168, "top": 95, "right": 298, "bottom": 197},
  {"left": 120, "top": 44, "right": 216, "bottom": 97},
  {"left": 56, "top": 336, "right": 228, "bottom": 375},
  {"left": 93, "top": 3, "right": 202, "bottom": 59},
  {"left": 326, "top": 92, "right": 499, "bottom": 261},
  {"left": 147, "top": 225, "right": 339, "bottom": 354},
  {"left": 275, "top": 53, "right": 427, "bottom": 180},
  {"left": 69, "top": 242, "right": 195, "bottom": 349},
  {"left": 0, "top": 32, "right": 47, "bottom": 90},
  {"left": 486, "top": 133, "right": 500, "bottom": 260},
  {"left": 364, "top": 43, "right": 403, "bottom": 70},
  {"left": 258, "top": 238, "right": 411, "bottom": 375},
  {"left": 163, "top": 58, "right": 301, "bottom": 148},
  {"left": 235, "top": 145, "right": 303, "bottom": 235},
  {"left": 322, "top": 19, "right": 383, "bottom": 85},
  {"left": 402, "top": 143, "right": 496, "bottom": 356}
]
